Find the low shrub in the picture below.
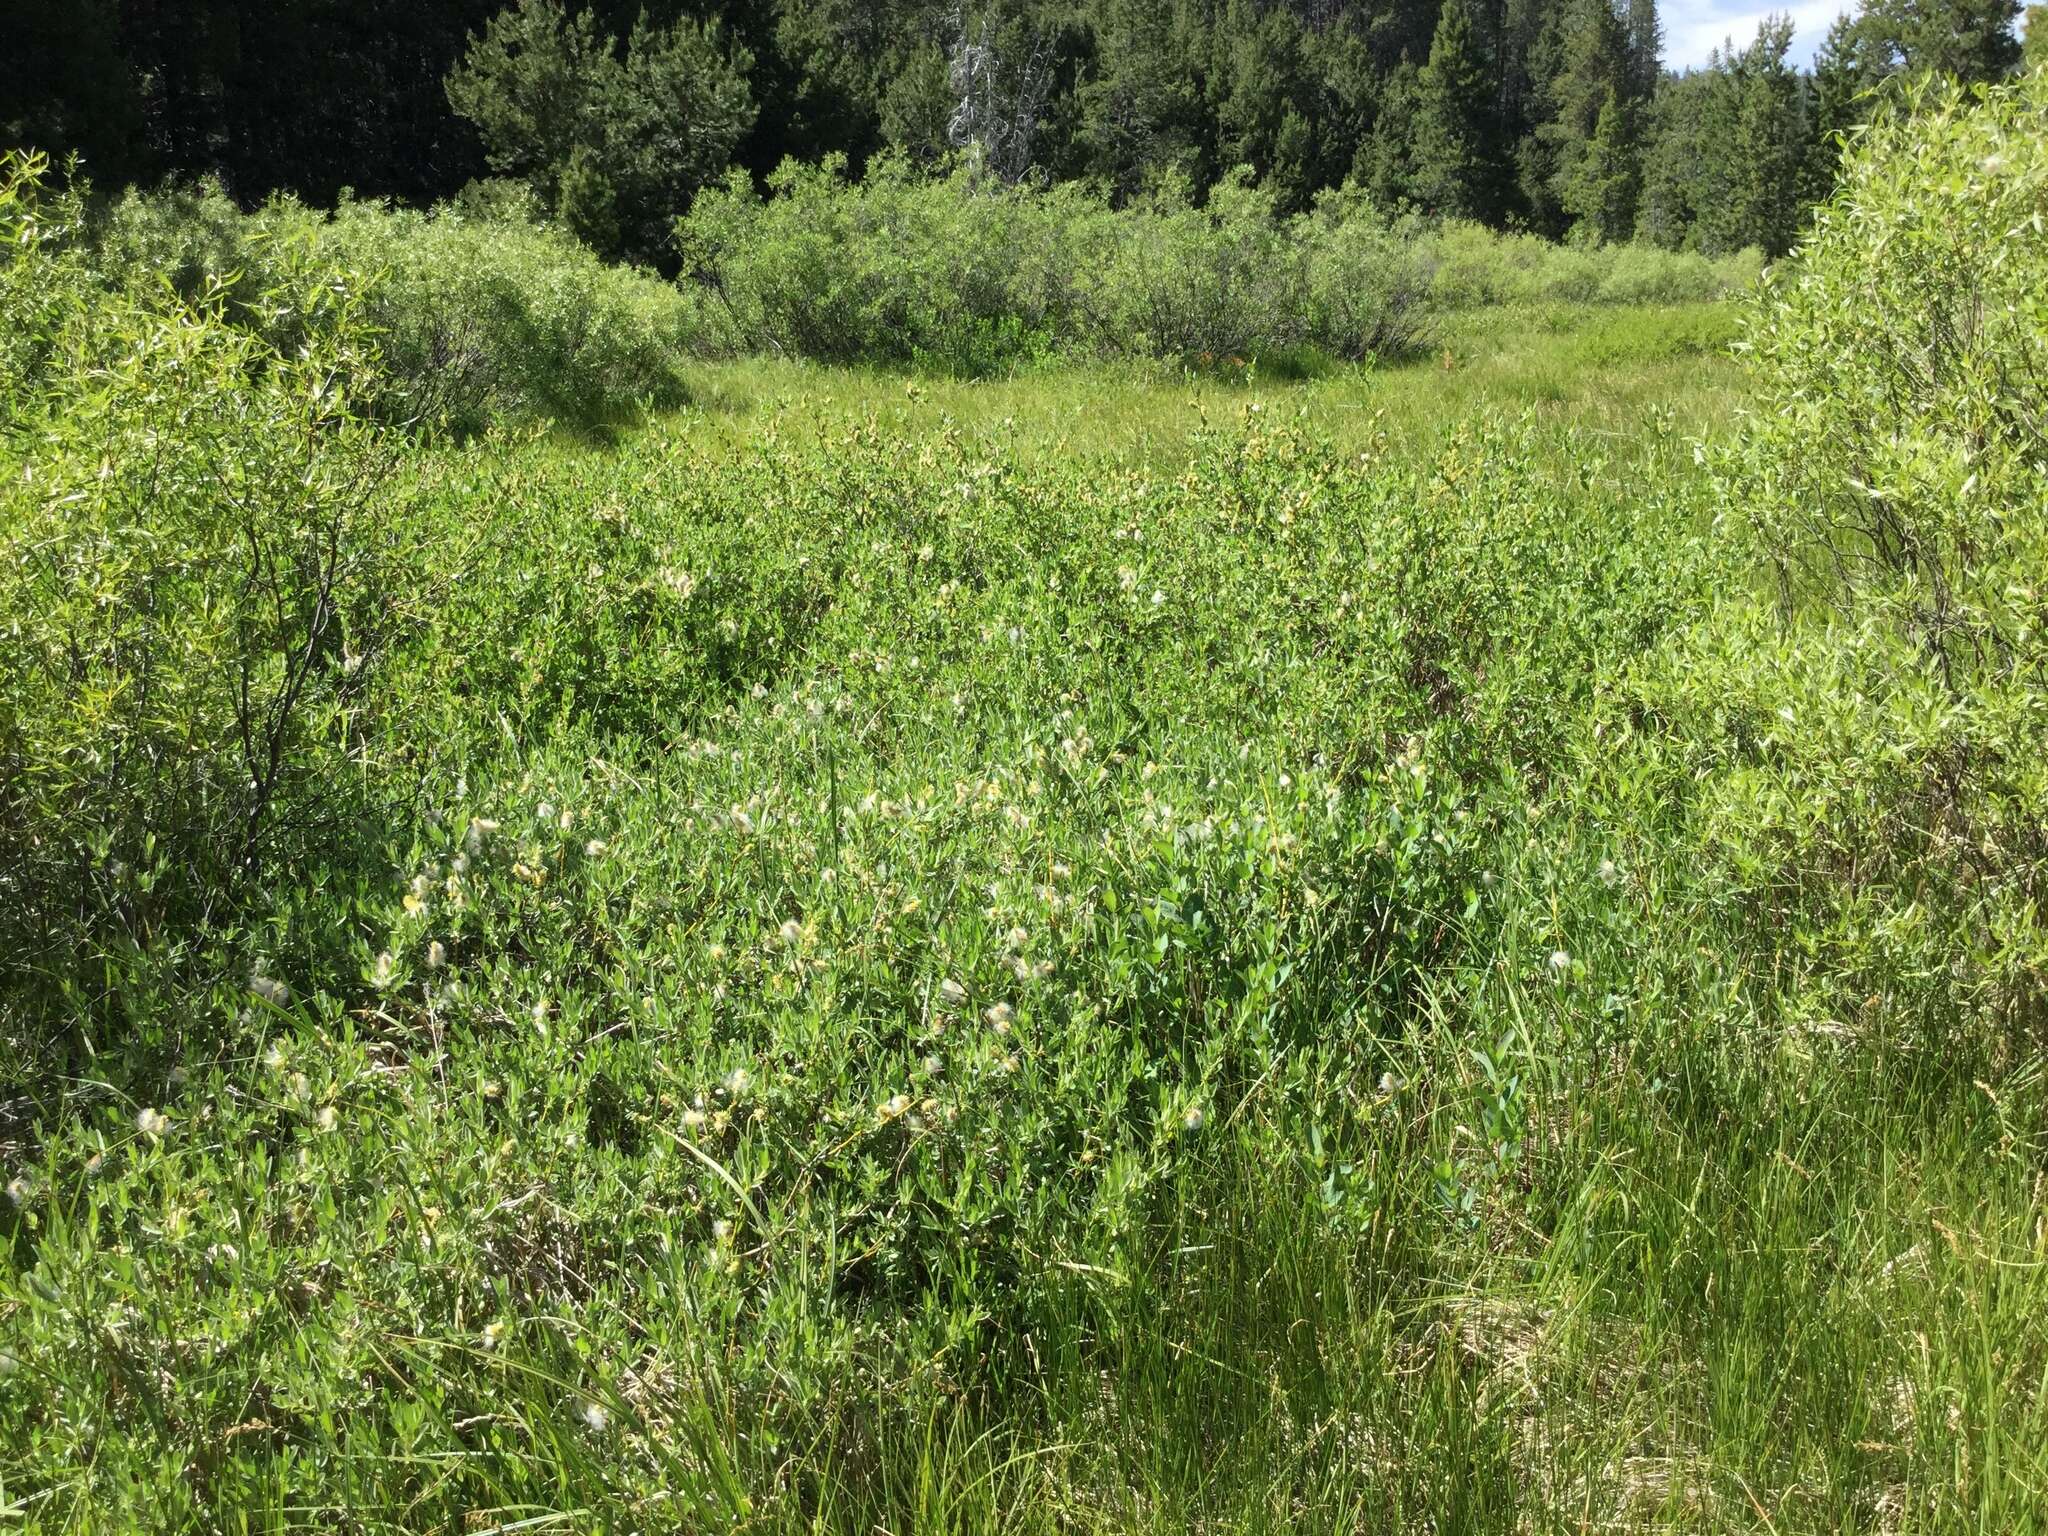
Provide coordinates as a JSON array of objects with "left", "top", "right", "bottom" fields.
[
  {"left": 90, "top": 180, "right": 700, "bottom": 433},
  {"left": 1080, "top": 171, "right": 1314, "bottom": 364},
  {"left": 680, "top": 158, "right": 1436, "bottom": 373},
  {"left": 317, "top": 198, "right": 699, "bottom": 434},
  {"left": 680, "top": 154, "right": 1083, "bottom": 373},
  {"left": 1300, "top": 189, "right": 1441, "bottom": 361},
  {"left": 1419, "top": 219, "right": 1761, "bottom": 308}
]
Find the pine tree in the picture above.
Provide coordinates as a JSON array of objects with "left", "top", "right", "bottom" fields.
[
  {"left": 1808, "top": 11, "right": 1875, "bottom": 195},
  {"left": 445, "top": 0, "right": 755, "bottom": 264},
  {"left": 1077, "top": 0, "right": 1207, "bottom": 198},
  {"left": 1560, "top": 84, "right": 1639, "bottom": 239},
  {"left": 1625, "top": 0, "right": 1663, "bottom": 99},
  {"left": 880, "top": 44, "right": 956, "bottom": 165},
  {"left": 555, "top": 142, "right": 621, "bottom": 256},
  {"left": 1300, "top": 7, "right": 1381, "bottom": 183},
  {"left": 1412, "top": 0, "right": 1502, "bottom": 218},
  {"left": 1638, "top": 18, "right": 1812, "bottom": 256},
  {"left": 444, "top": 0, "right": 609, "bottom": 215},
  {"left": 1359, "top": 59, "right": 1423, "bottom": 209},
  {"left": 1499, "top": 0, "right": 1557, "bottom": 129},
  {"left": 1206, "top": 0, "right": 1328, "bottom": 212},
  {"left": 1637, "top": 66, "right": 1713, "bottom": 247},
  {"left": 1726, "top": 18, "right": 1807, "bottom": 256},
  {"left": 1839, "top": 0, "right": 2024, "bottom": 82},
  {"left": 1513, "top": 0, "right": 1572, "bottom": 235},
  {"left": 1539, "top": 0, "right": 1640, "bottom": 240},
  {"left": 1796, "top": 0, "right": 2020, "bottom": 208}
]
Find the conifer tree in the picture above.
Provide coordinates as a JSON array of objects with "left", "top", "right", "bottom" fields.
[
  {"left": 1514, "top": 0, "right": 1572, "bottom": 234},
  {"left": 1077, "top": 0, "right": 1207, "bottom": 196},
  {"left": 1626, "top": 0, "right": 1664, "bottom": 98},
  {"left": 445, "top": 0, "right": 754, "bottom": 264},
  {"left": 1499, "top": 0, "right": 1557, "bottom": 130},
  {"left": 1638, "top": 19, "right": 1812, "bottom": 255},
  {"left": 1412, "top": 0, "right": 1502, "bottom": 217},
  {"left": 1850, "top": 0, "right": 2023, "bottom": 81},
  {"left": 1561, "top": 84, "right": 1640, "bottom": 239},
  {"left": 1208, "top": 0, "right": 1325, "bottom": 210},
  {"left": 1808, "top": 11, "right": 1876, "bottom": 194},
  {"left": 880, "top": 44, "right": 956, "bottom": 165},
  {"left": 1637, "top": 64, "right": 1714, "bottom": 247},
  {"left": 1726, "top": 17, "right": 1807, "bottom": 256},
  {"left": 1360, "top": 59, "right": 1423, "bottom": 209},
  {"left": 1540, "top": 0, "right": 1640, "bottom": 240}
]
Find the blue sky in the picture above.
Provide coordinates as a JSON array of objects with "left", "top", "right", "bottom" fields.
[{"left": 1663, "top": 0, "right": 1848, "bottom": 69}]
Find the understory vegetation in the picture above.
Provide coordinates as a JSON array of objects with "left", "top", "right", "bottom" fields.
[
  {"left": 67, "top": 160, "right": 1758, "bottom": 403},
  {"left": 88, "top": 178, "right": 699, "bottom": 435},
  {"left": 2, "top": 72, "right": 2047, "bottom": 1535},
  {"left": 680, "top": 157, "right": 1756, "bottom": 374}
]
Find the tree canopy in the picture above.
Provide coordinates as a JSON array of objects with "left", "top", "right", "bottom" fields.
[{"left": 3, "top": 0, "right": 2032, "bottom": 266}]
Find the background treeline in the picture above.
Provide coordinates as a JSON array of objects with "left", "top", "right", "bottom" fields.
[{"left": 5, "top": 0, "right": 2040, "bottom": 272}]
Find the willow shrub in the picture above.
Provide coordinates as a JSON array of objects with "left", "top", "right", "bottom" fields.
[
  {"left": 1419, "top": 219, "right": 1762, "bottom": 308},
  {"left": 678, "top": 154, "right": 1087, "bottom": 371},
  {"left": 679, "top": 158, "right": 1437, "bottom": 374},
  {"left": 1620, "top": 73, "right": 2048, "bottom": 1050},
  {"left": 0, "top": 157, "right": 421, "bottom": 1064},
  {"left": 91, "top": 180, "right": 699, "bottom": 435}
]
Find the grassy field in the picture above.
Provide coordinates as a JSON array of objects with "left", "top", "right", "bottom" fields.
[
  {"left": 4, "top": 78, "right": 2048, "bottom": 1535},
  {"left": 670, "top": 303, "right": 1745, "bottom": 464}
]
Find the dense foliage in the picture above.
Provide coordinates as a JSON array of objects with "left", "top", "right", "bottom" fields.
[
  {"left": 681, "top": 157, "right": 1754, "bottom": 372},
  {"left": 444, "top": 0, "right": 758, "bottom": 263},
  {"left": 5, "top": 0, "right": 2033, "bottom": 274},
  {"left": 2, "top": 72, "right": 2047, "bottom": 1536},
  {"left": 74, "top": 167, "right": 1750, "bottom": 388},
  {"left": 682, "top": 158, "right": 1442, "bottom": 370},
  {"left": 1649, "top": 73, "right": 2048, "bottom": 1045},
  {"left": 90, "top": 179, "right": 700, "bottom": 434},
  {"left": 0, "top": 153, "right": 415, "bottom": 1064}
]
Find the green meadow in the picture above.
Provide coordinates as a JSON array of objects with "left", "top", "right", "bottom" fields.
[{"left": 3, "top": 75, "right": 2046, "bottom": 1535}]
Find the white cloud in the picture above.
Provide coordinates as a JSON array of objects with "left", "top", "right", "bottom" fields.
[{"left": 1663, "top": 0, "right": 1851, "bottom": 70}]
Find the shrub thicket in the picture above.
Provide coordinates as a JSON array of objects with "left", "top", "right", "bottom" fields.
[
  {"left": 91, "top": 179, "right": 700, "bottom": 434},
  {"left": 1622, "top": 72, "right": 2048, "bottom": 1048},
  {"left": 75, "top": 161, "right": 1757, "bottom": 397},
  {"left": 0, "top": 154, "right": 420, "bottom": 1057},
  {"left": 1417, "top": 218, "right": 1763, "bottom": 307},
  {"left": 680, "top": 157, "right": 1439, "bottom": 374},
  {"left": 681, "top": 159, "right": 1758, "bottom": 375}
]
